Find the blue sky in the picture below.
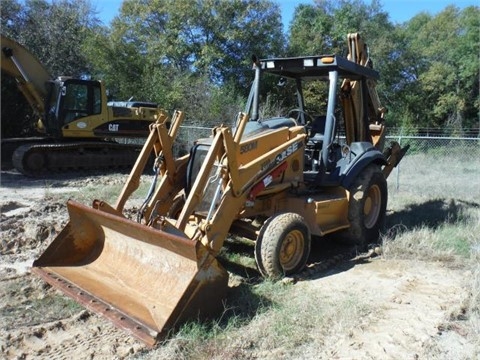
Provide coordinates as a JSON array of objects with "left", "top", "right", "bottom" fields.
[{"left": 92, "top": 0, "right": 478, "bottom": 29}]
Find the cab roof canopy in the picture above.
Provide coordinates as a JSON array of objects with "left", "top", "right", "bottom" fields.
[{"left": 259, "top": 54, "right": 379, "bottom": 81}]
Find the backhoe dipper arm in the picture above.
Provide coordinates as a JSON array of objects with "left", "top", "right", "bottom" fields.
[
  {"left": 341, "top": 33, "right": 387, "bottom": 148},
  {"left": 343, "top": 33, "right": 407, "bottom": 175}
]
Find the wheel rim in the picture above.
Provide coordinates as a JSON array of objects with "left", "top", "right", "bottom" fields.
[
  {"left": 363, "top": 184, "right": 381, "bottom": 229},
  {"left": 279, "top": 230, "right": 305, "bottom": 271}
]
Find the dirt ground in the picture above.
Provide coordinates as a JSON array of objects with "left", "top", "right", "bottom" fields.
[{"left": 0, "top": 170, "right": 478, "bottom": 359}]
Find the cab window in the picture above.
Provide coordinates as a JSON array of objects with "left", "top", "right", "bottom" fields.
[{"left": 62, "top": 81, "right": 101, "bottom": 124}]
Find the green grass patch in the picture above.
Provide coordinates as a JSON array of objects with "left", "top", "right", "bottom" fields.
[
  {"left": 434, "top": 225, "right": 472, "bottom": 257},
  {"left": 384, "top": 199, "right": 479, "bottom": 263}
]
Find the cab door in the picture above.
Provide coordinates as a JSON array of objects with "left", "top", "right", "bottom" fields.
[{"left": 57, "top": 79, "right": 102, "bottom": 134}]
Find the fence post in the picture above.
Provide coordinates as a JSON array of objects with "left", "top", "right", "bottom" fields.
[{"left": 396, "top": 135, "right": 401, "bottom": 190}]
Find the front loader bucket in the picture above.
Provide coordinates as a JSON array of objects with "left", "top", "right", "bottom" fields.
[{"left": 32, "top": 200, "right": 228, "bottom": 347}]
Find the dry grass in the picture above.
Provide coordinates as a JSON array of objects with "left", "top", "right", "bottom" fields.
[
  {"left": 383, "top": 201, "right": 479, "bottom": 261},
  {"left": 39, "top": 172, "right": 155, "bottom": 206},
  {"left": 137, "top": 282, "right": 373, "bottom": 360},
  {"left": 381, "top": 152, "right": 480, "bottom": 359},
  {"left": 388, "top": 151, "right": 480, "bottom": 201}
]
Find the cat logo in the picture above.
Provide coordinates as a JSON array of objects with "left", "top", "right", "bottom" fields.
[{"left": 108, "top": 124, "right": 119, "bottom": 132}]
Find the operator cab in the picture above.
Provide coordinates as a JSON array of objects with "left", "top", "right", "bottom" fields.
[
  {"left": 44, "top": 78, "right": 102, "bottom": 137},
  {"left": 246, "top": 54, "right": 386, "bottom": 187}
]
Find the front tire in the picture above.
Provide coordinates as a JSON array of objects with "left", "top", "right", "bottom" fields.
[
  {"left": 167, "top": 192, "right": 185, "bottom": 219},
  {"left": 343, "top": 164, "right": 387, "bottom": 246},
  {"left": 255, "top": 213, "right": 311, "bottom": 279}
]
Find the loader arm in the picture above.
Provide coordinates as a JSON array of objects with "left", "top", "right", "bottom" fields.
[
  {"left": 111, "top": 110, "right": 186, "bottom": 219},
  {"left": 32, "top": 108, "right": 231, "bottom": 347},
  {"left": 175, "top": 112, "right": 307, "bottom": 254},
  {"left": 202, "top": 127, "right": 306, "bottom": 254},
  {"left": 1, "top": 35, "right": 50, "bottom": 117}
]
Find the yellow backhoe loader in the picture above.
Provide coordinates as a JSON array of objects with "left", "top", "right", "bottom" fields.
[
  {"left": 1, "top": 35, "right": 163, "bottom": 176},
  {"left": 32, "top": 33, "right": 408, "bottom": 346}
]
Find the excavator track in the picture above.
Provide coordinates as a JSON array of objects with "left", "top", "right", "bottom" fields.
[{"left": 12, "top": 141, "right": 143, "bottom": 177}]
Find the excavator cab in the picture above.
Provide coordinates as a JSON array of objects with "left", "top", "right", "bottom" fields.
[{"left": 43, "top": 78, "right": 103, "bottom": 136}]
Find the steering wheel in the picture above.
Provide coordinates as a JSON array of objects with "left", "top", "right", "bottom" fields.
[
  {"left": 288, "top": 108, "right": 316, "bottom": 124},
  {"left": 288, "top": 108, "right": 317, "bottom": 136}
]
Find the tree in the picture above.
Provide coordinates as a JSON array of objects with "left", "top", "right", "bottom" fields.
[
  {"left": 1, "top": 0, "right": 100, "bottom": 76},
  {"left": 84, "top": 0, "right": 285, "bottom": 124},
  {"left": 113, "top": 0, "right": 284, "bottom": 89},
  {"left": 82, "top": 27, "right": 149, "bottom": 101},
  {"left": 394, "top": 6, "right": 479, "bottom": 134},
  {"left": 288, "top": 0, "right": 391, "bottom": 56}
]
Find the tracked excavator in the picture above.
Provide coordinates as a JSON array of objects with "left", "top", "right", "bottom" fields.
[
  {"left": 1, "top": 35, "right": 164, "bottom": 176},
  {"left": 32, "top": 33, "right": 408, "bottom": 346}
]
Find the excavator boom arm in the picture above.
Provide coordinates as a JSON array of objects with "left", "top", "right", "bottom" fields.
[{"left": 1, "top": 35, "right": 51, "bottom": 115}]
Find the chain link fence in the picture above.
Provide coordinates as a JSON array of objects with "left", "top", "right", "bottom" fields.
[
  {"left": 389, "top": 136, "right": 480, "bottom": 157},
  {"left": 174, "top": 126, "right": 214, "bottom": 157},
  {"left": 386, "top": 136, "right": 480, "bottom": 200},
  {"left": 172, "top": 126, "right": 480, "bottom": 200}
]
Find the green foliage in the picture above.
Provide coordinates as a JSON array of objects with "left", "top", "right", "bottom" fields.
[
  {"left": 1, "top": 0, "right": 100, "bottom": 76},
  {"left": 80, "top": 0, "right": 284, "bottom": 124},
  {"left": 389, "top": 6, "right": 479, "bottom": 132},
  {"left": 82, "top": 28, "right": 149, "bottom": 101},
  {"left": 288, "top": 0, "right": 392, "bottom": 56},
  {"left": 1, "top": 0, "right": 478, "bottom": 136}
]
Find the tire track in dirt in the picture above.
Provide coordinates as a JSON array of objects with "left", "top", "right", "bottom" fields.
[
  {"left": 3, "top": 309, "right": 145, "bottom": 359},
  {"left": 0, "top": 272, "right": 144, "bottom": 360}
]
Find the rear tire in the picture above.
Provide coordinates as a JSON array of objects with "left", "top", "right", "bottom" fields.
[
  {"left": 343, "top": 164, "right": 387, "bottom": 246},
  {"left": 255, "top": 213, "right": 311, "bottom": 279}
]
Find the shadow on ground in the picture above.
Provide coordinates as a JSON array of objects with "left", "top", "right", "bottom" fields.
[{"left": 386, "top": 198, "right": 479, "bottom": 235}]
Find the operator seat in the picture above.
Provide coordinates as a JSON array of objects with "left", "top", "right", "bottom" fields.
[{"left": 308, "top": 115, "right": 326, "bottom": 143}]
